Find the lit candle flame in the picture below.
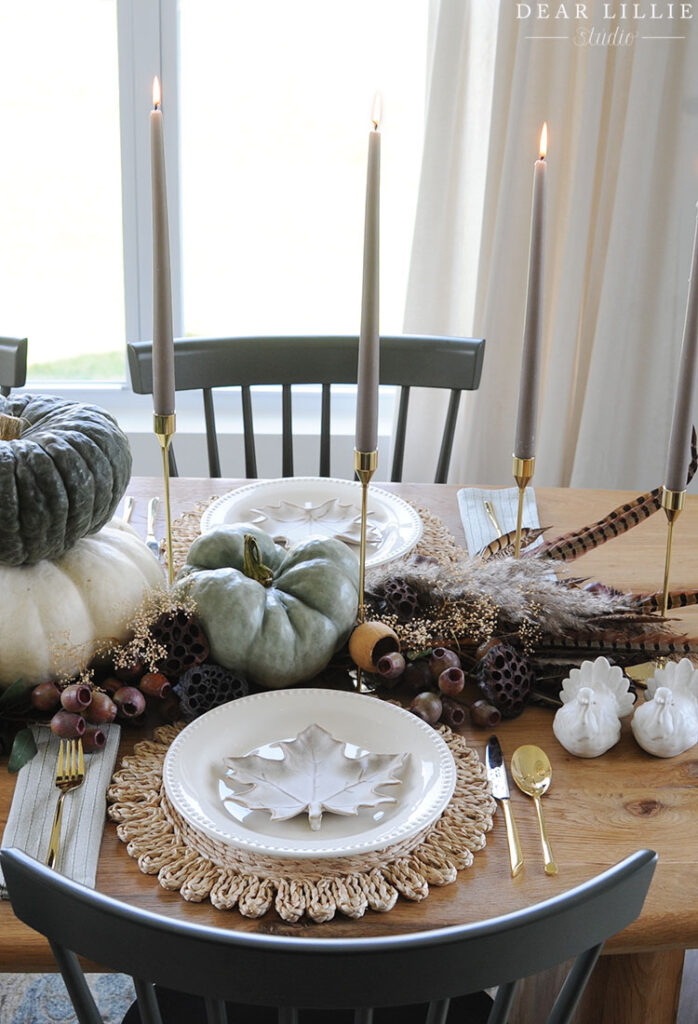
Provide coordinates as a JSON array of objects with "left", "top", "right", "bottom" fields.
[
  {"left": 371, "top": 92, "right": 382, "bottom": 130},
  {"left": 152, "top": 76, "right": 162, "bottom": 110},
  {"left": 539, "top": 122, "right": 548, "bottom": 160}
]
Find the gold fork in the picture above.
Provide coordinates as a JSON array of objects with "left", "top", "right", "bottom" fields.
[
  {"left": 46, "top": 738, "right": 85, "bottom": 870},
  {"left": 483, "top": 500, "right": 503, "bottom": 537}
]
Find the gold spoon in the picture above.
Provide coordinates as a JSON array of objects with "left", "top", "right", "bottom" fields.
[{"left": 510, "top": 745, "right": 558, "bottom": 876}]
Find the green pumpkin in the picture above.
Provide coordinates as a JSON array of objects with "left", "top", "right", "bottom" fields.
[
  {"left": 0, "top": 393, "right": 132, "bottom": 565},
  {"left": 174, "top": 524, "right": 360, "bottom": 688}
]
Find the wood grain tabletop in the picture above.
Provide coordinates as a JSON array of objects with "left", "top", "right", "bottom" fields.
[{"left": 1, "top": 479, "right": 696, "bottom": 1022}]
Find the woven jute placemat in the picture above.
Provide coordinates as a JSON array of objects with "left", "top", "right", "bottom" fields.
[
  {"left": 167, "top": 496, "right": 463, "bottom": 577},
  {"left": 107, "top": 720, "right": 495, "bottom": 923}
]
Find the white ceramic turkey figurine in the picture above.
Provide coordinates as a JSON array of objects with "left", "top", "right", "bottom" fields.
[
  {"left": 631, "top": 659, "right": 698, "bottom": 758},
  {"left": 553, "top": 657, "right": 635, "bottom": 758}
]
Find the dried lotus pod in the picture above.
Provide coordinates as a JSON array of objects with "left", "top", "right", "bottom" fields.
[
  {"left": 477, "top": 643, "right": 534, "bottom": 719},
  {"left": 150, "top": 609, "right": 209, "bottom": 677},
  {"left": 382, "top": 577, "right": 422, "bottom": 622},
  {"left": 176, "top": 663, "right": 249, "bottom": 717}
]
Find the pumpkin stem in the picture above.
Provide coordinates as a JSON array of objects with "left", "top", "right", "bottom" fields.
[
  {"left": 0, "top": 413, "right": 23, "bottom": 441},
  {"left": 242, "top": 534, "right": 275, "bottom": 587}
]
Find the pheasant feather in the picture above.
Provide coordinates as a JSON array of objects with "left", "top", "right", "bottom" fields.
[{"left": 536, "top": 428, "right": 697, "bottom": 563}]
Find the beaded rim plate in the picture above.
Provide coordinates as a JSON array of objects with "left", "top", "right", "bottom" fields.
[
  {"left": 163, "top": 689, "right": 456, "bottom": 859},
  {"left": 199, "top": 477, "right": 423, "bottom": 568}
]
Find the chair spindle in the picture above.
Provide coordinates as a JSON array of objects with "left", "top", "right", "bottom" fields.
[
  {"left": 320, "top": 383, "right": 331, "bottom": 476},
  {"left": 203, "top": 389, "right": 221, "bottom": 477},
  {"left": 390, "top": 384, "right": 410, "bottom": 482},
  {"left": 547, "top": 944, "right": 604, "bottom": 1024},
  {"left": 133, "top": 978, "right": 165, "bottom": 1024},
  {"left": 204, "top": 995, "right": 229, "bottom": 1024},
  {"left": 487, "top": 979, "right": 518, "bottom": 1024},
  {"left": 434, "top": 389, "right": 462, "bottom": 485},
  {"left": 282, "top": 384, "right": 293, "bottom": 476},
  {"left": 241, "top": 385, "right": 258, "bottom": 477},
  {"left": 425, "top": 999, "right": 451, "bottom": 1024},
  {"left": 50, "top": 942, "right": 102, "bottom": 1024}
]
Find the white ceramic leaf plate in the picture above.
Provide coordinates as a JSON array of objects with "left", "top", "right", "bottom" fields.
[
  {"left": 163, "top": 689, "right": 456, "bottom": 859},
  {"left": 199, "top": 477, "right": 423, "bottom": 568}
]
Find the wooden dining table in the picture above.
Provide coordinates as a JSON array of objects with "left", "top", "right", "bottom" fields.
[{"left": 1, "top": 477, "right": 697, "bottom": 1024}]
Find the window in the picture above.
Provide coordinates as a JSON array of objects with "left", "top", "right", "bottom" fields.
[
  {"left": 1, "top": 0, "right": 428, "bottom": 447},
  {"left": 179, "top": 0, "right": 428, "bottom": 338}
]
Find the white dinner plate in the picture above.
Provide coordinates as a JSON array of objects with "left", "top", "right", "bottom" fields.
[
  {"left": 199, "top": 477, "right": 423, "bottom": 568},
  {"left": 163, "top": 689, "right": 456, "bottom": 859}
]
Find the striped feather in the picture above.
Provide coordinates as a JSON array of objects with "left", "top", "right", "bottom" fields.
[
  {"left": 537, "top": 490, "right": 659, "bottom": 562},
  {"left": 634, "top": 590, "right": 698, "bottom": 613},
  {"left": 537, "top": 428, "right": 698, "bottom": 563},
  {"left": 480, "top": 526, "right": 547, "bottom": 559},
  {"left": 534, "top": 633, "right": 698, "bottom": 658}
]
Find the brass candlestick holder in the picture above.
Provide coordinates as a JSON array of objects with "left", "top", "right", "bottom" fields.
[
  {"left": 512, "top": 455, "right": 535, "bottom": 558},
  {"left": 354, "top": 448, "right": 378, "bottom": 693},
  {"left": 154, "top": 413, "right": 176, "bottom": 586},
  {"left": 660, "top": 486, "right": 686, "bottom": 617}
]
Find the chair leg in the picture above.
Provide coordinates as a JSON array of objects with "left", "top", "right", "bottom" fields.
[{"left": 278, "top": 1010, "right": 299, "bottom": 1024}]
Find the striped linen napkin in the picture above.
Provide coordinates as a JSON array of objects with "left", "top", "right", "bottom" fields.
[
  {"left": 457, "top": 486, "right": 541, "bottom": 557},
  {"left": 0, "top": 723, "right": 120, "bottom": 897}
]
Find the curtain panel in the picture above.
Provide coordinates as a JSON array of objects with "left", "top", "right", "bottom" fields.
[{"left": 402, "top": 0, "right": 698, "bottom": 491}]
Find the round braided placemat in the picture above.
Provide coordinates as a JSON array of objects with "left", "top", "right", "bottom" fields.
[{"left": 107, "top": 720, "right": 495, "bottom": 923}]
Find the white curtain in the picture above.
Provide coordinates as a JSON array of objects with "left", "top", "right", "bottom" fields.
[{"left": 401, "top": 0, "right": 698, "bottom": 491}]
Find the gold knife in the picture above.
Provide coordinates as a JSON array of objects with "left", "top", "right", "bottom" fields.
[{"left": 485, "top": 734, "right": 524, "bottom": 877}]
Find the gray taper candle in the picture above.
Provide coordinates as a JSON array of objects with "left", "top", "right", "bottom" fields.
[
  {"left": 664, "top": 203, "right": 698, "bottom": 494},
  {"left": 355, "top": 99, "right": 381, "bottom": 454},
  {"left": 514, "top": 125, "right": 548, "bottom": 461},
  {"left": 150, "top": 77, "right": 175, "bottom": 418}
]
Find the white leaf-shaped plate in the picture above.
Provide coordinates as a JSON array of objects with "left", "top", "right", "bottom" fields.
[
  {"left": 224, "top": 723, "right": 408, "bottom": 831},
  {"left": 199, "top": 477, "right": 423, "bottom": 568},
  {"left": 163, "top": 689, "right": 456, "bottom": 859}
]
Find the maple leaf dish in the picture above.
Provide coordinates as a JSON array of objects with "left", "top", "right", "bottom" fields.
[{"left": 223, "top": 723, "right": 409, "bottom": 831}]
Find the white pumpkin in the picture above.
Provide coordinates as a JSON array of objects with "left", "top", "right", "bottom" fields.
[{"left": 0, "top": 519, "right": 165, "bottom": 689}]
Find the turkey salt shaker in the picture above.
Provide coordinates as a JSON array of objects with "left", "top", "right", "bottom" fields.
[
  {"left": 553, "top": 657, "right": 634, "bottom": 758},
  {"left": 631, "top": 659, "right": 698, "bottom": 758}
]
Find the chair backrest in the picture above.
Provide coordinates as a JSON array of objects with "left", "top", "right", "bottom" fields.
[
  {"left": 127, "top": 335, "right": 485, "bottom": 482},
  {"left": 1, "top": 847, "right": 656, "bottom": 1024},
  {"left": 0, "top": 336, "right": 28, "bottom": 396}
]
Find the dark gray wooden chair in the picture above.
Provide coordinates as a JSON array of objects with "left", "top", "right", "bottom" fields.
[
  {"left": 127, "top": 335, "right": 485, "bottom": 481},
  {"left": 1, "top": 847, "right": 656, "bottom": 1024},
  {"left": 0, "top": 336, "right": 27, "bottom": 396}
]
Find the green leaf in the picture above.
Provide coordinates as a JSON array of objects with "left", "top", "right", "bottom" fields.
[
  {"left": 8, "top": 728, "right": 37, "bottom": 774},
  {"left": 0, "top": 679, "right": 31, "bottom": 714}
]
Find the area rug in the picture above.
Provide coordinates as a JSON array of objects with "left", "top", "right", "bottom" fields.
[{"left": 0, "top": 973, "right": 134, "bottom": 1023}]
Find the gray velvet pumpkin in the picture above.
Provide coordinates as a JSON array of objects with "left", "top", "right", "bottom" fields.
[
  {"left": 0, "top": 393, "right": 132, "bottom": 565},
  {"left": 174, "top": 524, "right": 360, "bottom": 689}
]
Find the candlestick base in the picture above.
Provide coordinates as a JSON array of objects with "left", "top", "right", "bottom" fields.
[
  {"left": 511, "top": 455, "right": 535, "bottom": 558},
  {"left": 660, "top": 486, "right": 686, "bottom": 617},
  {"left": 154, "top": 413, "right": 177, "bottom": 587},
  {"left": 354, "top": 449, "right": 378, "bottom": 693}
]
